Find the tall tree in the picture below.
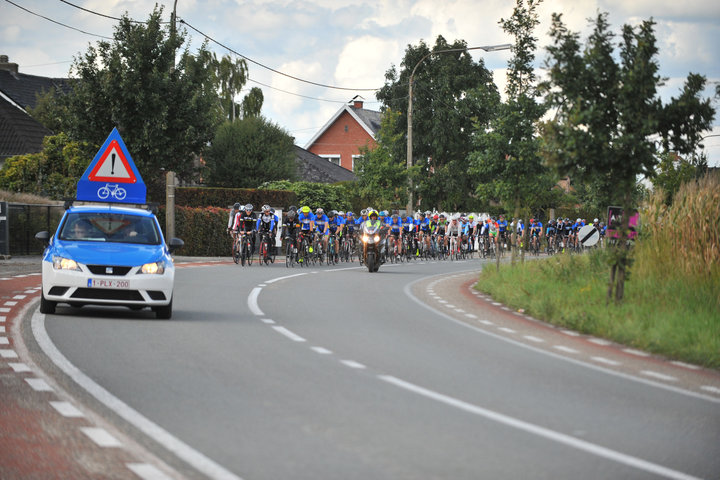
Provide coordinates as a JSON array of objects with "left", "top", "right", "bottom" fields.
[
  {"left": 376, "top": 35, "right": 498, "bottom": 211},
  {"left": 469, "top": 0, "right": 550, "bottom": 266},
  {"left": 204, "top": 116, "right": 296, "bottom": 188},
  {"left": 216, "top": 54, "right": 249, "bottom": 121},
  {"left": 241, "top": 87, "right": 264, "bottom": 118},
  {"left": 540, "top": 13, "right": 667, "bottom": 301},
  {"left": 51, "top": 6, "right": 222, "bottom": 200}
]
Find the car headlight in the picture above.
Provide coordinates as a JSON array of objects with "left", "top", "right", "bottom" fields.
[
  {"left": 140, "top": 261, "right": 165, "bottom": 275},
  {"left": 53, "top": 256, "right": 81, "bottom": 271}
]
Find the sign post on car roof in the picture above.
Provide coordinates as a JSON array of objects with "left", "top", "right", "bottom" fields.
[{"left": 76, "top": 128, "right": 146, "bottom": 204}]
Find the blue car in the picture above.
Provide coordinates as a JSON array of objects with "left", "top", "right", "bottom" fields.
[{"left": 36, "top": 205, "right": 183, "bottom": 319}]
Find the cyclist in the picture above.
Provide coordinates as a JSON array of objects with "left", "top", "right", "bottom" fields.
[
  {"left": 387, "top": 213, "right": 403, "bottom": 258},
  {"left": 233, "top": 203, "right": 257, "bottom": 254},
  {"left": 283, "top": 208, "right": 301, "bottom": 256},
  {"left": 546, "top": 219, "right": 557, "bottom": 252},
  {"left": 497, "top": 214, "right": 508, "bottom": 249},
  {"left": 314, "top": 208, "right": 330, "bottom": 255},
  {"left": 516, "top": 219, "right": 524, "bottom": 250},
  {"left": 446, "top": 216, "right": 461, "bottom": 255},
  {"left": 327, "top": 210, "right": 343, "bottom": 261},
  {"left": 256, "top": 205, "right": 276, "bottom": 261},
  {"left": 529, "top": 218, "right": 543, "bottom": 253},
  {"left": 435, "top": 214, "right": 448, "bottom": 255},
  {"left": 415, "top": 211, "right": 432, "bottom": 255},
  {"left": 227, "top": 202, "right": 241, "bottom": 252}
]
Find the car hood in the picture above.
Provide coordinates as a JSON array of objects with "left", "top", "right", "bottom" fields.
[{"left": 51, "top": 240, "right": 167, "bottom": 267}]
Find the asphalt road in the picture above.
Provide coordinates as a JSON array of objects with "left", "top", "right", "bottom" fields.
[{"left": 29, "top": 258, "right": 720, "bottom": 480}]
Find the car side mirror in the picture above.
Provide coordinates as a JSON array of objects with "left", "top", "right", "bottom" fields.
[
  {"left": 168, "top": 237, "right": 184, "bottom": 253},
  {"left": 35, "top": 231, "right": 50, "bottom": 245}
]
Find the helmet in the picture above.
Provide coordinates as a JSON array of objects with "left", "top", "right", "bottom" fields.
[
  {"left": 286, "top": 210, "right": 296, "bottom": 219},
  {"left": 380, "top": 210, "right": 388, "bottom": 216},
  {"left": 468, "top": 214, "right": 474, "bottom": 220},
  {"left": 288, "top": 205, "right": 297, "bottom": 212},
  {"left": 594, "top": 218, "right": 599, "bottom": 223},
  {"left": 262, "top": 204, "right": 270, "bottom": 212},
  {"left": 433, "top": 214, "right": 439, "bottom": 220},
  {"left": 245, "top": 204, "right": 253, "bottom": 212},
  {"left": 347, "top": 211, "right": 354, "bottom": 217},
  {"left": 316, "top": 208, "right": 324, "bottom": 215},
  {"left": 301, "top": 206, "right": 311, "bottom": 214},
  {"left": 360, "top": 209, "right": 367, "bottom": 216},
  {"left": 418, "top": 211, "right": 425, "bottom": 217},
  {"left": 234, "top": 202, "right": 241, "bottom": 210},
  {"left": 338, "top": 211, "right": 345, "bottom": 217},
  {"left": 425, "top": 210, "right": 431, "bottom": 216},
  {"left": 530, "top": 218, "right": 535, "bottom": 223},
  {"left": 577, "top": 218, "right": 581, "bottom": 223},
  {"left": 328, "top": 210, "right": 336, "bottom": 217},
  {"left": 369, "top": 209, "right": 378, "bottom": 218},
  {"left": 392, "top": 213, "right": 399, "bottom": 219}
]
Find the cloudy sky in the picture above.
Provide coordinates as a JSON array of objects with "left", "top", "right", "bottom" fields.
[{"left": 2, "top": 0, "right": 719, "bottom": 165}]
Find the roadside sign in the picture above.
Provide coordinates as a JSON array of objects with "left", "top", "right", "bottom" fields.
[
  {"left": 76, "top": 128, "right": 146, "bottom": 204},
  {"left": 578, "top": 224, "right": 600, "bottom": 247}
]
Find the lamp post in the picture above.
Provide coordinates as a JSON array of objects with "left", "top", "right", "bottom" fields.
[{"left": 406, "top": 44, "right": 512, "bottom": 215}]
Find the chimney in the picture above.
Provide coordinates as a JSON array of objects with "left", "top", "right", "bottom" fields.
[
  {"left": 0, "top": 55, "right": 19, "bottom": 74},
  {"left": 351, "top": 95, "right": 364, "bottom": 109}
]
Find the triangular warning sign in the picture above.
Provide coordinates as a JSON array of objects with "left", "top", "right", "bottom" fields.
[{"left": 88, "top": 139, "right": 137, "bottom": 184}]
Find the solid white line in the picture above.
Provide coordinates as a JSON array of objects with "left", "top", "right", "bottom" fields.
[
  {"left": 80, "top": 427, "right": 122, "bottom": 447},
  {"left": 8, "top": 362, "right": 31, "bottom": 372},
  {"left": 126, "top": 463, "right": 174, "bottom": 480},
  {"left": 701, "top": 386, "right": 720, "bottom": 395},
  {"left": 265, "top": 273, "right": 307, "bottom": 284},
  {"left": 25, "top": 378, "right": 53, "bottom": 391},
  {"left": 247, "top": 287, "right": 264, "bottom": 316},
  {"left": 272, "top": 326, "right": 306, "bottom": 342},
  {"left": 378, "top": 375, "right": 702, "bottom": 480},
  {"left": 32, "top": 311, "right": 244, "bottom": 480},
  {"left": 50, "top": 401, "right": 85, "bottom": 418}
]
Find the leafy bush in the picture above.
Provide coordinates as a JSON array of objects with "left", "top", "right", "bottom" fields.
[{"left": 157, "top": 205, "right": 230, "bottom": 256}]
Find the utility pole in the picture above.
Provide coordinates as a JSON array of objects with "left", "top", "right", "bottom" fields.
[{"left": 406, "top": 44, "right": 512, "bottom": 215}]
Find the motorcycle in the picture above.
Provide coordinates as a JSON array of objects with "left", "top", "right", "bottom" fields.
[{"left": 361, "top": 221, "right": 384, "bottom": 272}]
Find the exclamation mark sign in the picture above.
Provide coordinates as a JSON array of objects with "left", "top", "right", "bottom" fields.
[{"left": 111, "top": 153, "right": 116, "bottom": 175}]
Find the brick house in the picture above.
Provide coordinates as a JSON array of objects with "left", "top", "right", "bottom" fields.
[{"left": 305, "top": 96, "right": 381, "bottom": 172}]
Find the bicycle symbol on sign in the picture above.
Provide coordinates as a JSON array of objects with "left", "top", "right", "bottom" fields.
[{"left": 97, "top": 183, "right": 127, "bottom": 200}]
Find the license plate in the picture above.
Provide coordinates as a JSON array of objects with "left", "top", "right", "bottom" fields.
[{"left": 87, "top": 278, "right": 130, "bottom": 289}]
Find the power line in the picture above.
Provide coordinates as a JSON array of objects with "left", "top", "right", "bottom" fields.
[
  {"left": 4, "top": 0, "right": 112, "bottom": 39},
  {"left": 179, "top": 18, "right": 381, "bottom": 92},
  {"left": 58, "top": 0, "right": 171, "bottom": 24}
]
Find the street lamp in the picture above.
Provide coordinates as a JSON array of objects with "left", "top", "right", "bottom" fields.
[{"left": 406, "top": 44, "right": 512, "bottom": 215}]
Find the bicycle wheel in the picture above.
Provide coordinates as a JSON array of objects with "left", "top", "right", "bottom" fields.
[{"left": 233, "top": 241, "right": 240, "bottom": 264}]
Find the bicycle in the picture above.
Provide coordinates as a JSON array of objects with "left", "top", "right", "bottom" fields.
[
  {"left": 238, "top": 231, "right": 253, "bottom": 266},
  {"left": 297, "top": 231, "right": 311, "bottom": 267},
  {"left": 327, "top": 234, "right": 338, "bottom": 265},
  {"left": 285, "top": 235, "right": 297, "bottom": 268},
  {"left": 258, "top": 232, "right": 273, "bottom": 265}
]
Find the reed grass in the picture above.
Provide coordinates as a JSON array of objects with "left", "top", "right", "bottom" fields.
[{"left": 475, "top": 172, "right": 720, "bottom": 368}]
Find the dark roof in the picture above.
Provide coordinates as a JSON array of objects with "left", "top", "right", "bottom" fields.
[
  {"left": 0, "top": 98, "right": 51, "bottom": 161},
  {"left": 294, "top": 145, "right": 357, "bottom": 183},
  {"left": 350, "top": 105, "right": 382, "bottom": 136},
  {"left": 0, "top": 70, "right": 71, "bottom": 110}
]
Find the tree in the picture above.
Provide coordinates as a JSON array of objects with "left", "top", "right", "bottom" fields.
[
  {"left": 469, "top": 0, "right": 550, "bottom": 267},
  {"left": 241, "top": 87, "right": 264, "bottom": 118},
  {"left": 204, "top": 116, "right": 297, "bottom": 188},
  {"left": 354, "top": 109, "right": 415, "bottom": 210},
  {"left": 216, "top": 54, "right": 248, "bottom": 122},
  {"left": 47, "top": 6, "right": 222, "bottom": 201},
  {"left": 376, "top": 35, "right": 498, "bottom": 210},
  {"left": 539, "top": 12, "right": 714, "bottom": 301}
]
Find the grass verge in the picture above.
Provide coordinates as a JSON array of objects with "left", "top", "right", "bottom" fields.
[{"left": 474, "top": 250, "right": 719, "bottom": 369}]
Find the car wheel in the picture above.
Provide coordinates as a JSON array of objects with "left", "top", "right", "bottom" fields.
[
  {"left": 40, "top": 293, "right": 56, "bottom": 314},
  {"left": 154, "top": 298, "right": 172, "bottom": 319}
]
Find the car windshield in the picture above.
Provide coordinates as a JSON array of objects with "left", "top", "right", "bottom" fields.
[{"left": 59, "top": 212, "right": 161, "bottom": 245}]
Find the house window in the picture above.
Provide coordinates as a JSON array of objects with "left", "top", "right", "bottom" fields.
[
  {"left": 351, "top": 155, "right": 364, "bottom": 172},
  {"left": 320, "top": 154, "right": 341, "bottom": 166}
]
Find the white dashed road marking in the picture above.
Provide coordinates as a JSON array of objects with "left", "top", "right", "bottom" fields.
[
  {"left": 50, "top": 401, "right": 85, "bottom": 418},
  {"left": 80, "top": 427, "right": 122, "bottom": 447}
]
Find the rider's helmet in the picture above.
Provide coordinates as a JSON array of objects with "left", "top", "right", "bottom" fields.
[
  {"left": 338, "top": 211, "right": 345, "bottom": 217},
  {"left": 392, "top": 213, "right": 399, "bottom": 220},
  {"left": 594, "top": 218, "right": 599, "bottom": 223},
  {"left": 233, "top": 202, "right": 241, "bottom": 210},
  {"left": 425, "top": 210, "right": 432, "bottom": 216},
  {"left": 262, "top": 204, "right": 271, "bottom": 213},
  {"left": 301, "top": 206, "right": 311, "bottom": 214},
  {"left": 286, "top": 209, "right": 296, "bottom": 219},
  {"left": 316, "top": 208, "right": 324, "bottom": 216},
  {"left": 347, "top": 211, "right": 354, "bottom": 217},
  {"left": 369, "top": 209, "right": 378, "bottom": 218},
  {"left": 433, "top": 214, "right": 439, "bottom": 220},
  {"left": 530, "top": 218, "right": 535, "bottom": 223},
  {"left": 468, "top": 214, "right": 474, "bottom": 220},
  {"left": 328, "top": 210, "right": 336, "bottom": 217},
  {"left": 288, "top": 205, "right": 297, "bottom": 212},
  {"left": 418, "top": 211, "right": 425, "bottom": 217},
  {"left": 360, "top": 209, "right": 367, "bottom": 216},
  {"left": 245, "top": 204, "right": 253, "bottom": 212}
]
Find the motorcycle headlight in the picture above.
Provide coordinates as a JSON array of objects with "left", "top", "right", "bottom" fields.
[
  {"left": 140, "top": 261, "right": 165, "bottom": 274},
  {"left": 362, "top": 234, "right": 369, "bottom": 243},
  {"left": 374, "top": 235, "right": 380, "bottom": 243},
  {"left": 52, "top": 256, "right": 81, "bottom": 271}
]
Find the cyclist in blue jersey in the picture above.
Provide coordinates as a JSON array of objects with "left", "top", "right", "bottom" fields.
[
  {"left": 327, "top": 210, "right": 343, "bottom": 260},
  {"left": 415, "top": 211, "right": 432, "bottom": 254},
  {"left": 497, "top": 214, "right": 508, "bottom": 248},
  {"left": 387, "top": 213, "right": 403, "bottom": 257},
  {"left": 314, "top": 208, "right": 330, "bottom": 253}
]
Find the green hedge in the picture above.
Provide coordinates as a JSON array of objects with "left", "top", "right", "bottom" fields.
[
  {"left": 157, "top": 205, "right": 231, "bottom": 256},
  {"left": 176, "top": 186, "right": 296, "bottom": 209}
]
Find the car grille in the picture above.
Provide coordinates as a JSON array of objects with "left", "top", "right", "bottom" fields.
[
  {"left": 70, "top": 288, "right": 144, "bottom": 301},
  {"left": 87, "top": 265, "right": 133, "bottom": 276}
]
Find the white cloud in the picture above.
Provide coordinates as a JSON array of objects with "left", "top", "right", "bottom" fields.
[{"left": 335, "top": 36, "right": 399, "bottom": 90}]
